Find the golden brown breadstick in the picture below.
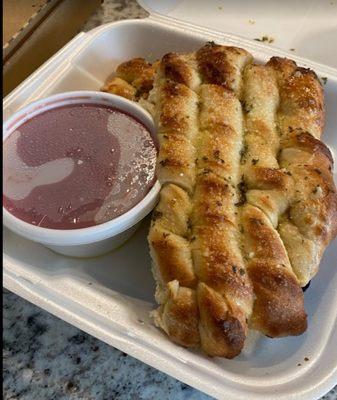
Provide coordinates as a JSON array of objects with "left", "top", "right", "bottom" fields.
[
  {"left": 267, "top": 57, "right": 336, "bottom": 286},
  {"left": 110, "top": 46, "right": 337, "bottom": 357},
  {"left": 149, "top": 46, "right": 254, "bottom": 358}
]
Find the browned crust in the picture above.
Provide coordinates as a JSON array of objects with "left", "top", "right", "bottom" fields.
[
  {"left": 198, "top": 83, "right": 242, "bottom": 131},
  {"left": 244, "top": 167, "right": 291, "bottom": 190},
  {"left": 241, "top": 204, "right": 307, "bottom": 336},
  {"left": 151, "top": 183, "right": 192, "bottom": 237},
  {"left": 196, "top": 124, "right": 237, "bottom": 179},
  {"left": 149, "top": 227, "right": 197, "bottom": 288},
  {"left": 192, "top": 172, "right": 235, "bottom": 226},
  {"left": 101, "top": 77, "right": 136, "bottom": 100},
  {"left": 266, "top": 57, "right": 297, "bottom": 79},
  {"left": 267, "top": 56, "right": 325, "bottom": 138},
  {"left": 192, "top": 224, "right": 250, "bottom": 292},
  {"left": 196, "top": 43, "right": 252, "bottom": 94},
  {"left": 157, "top": 80, "right": 198, "bottom": 137},
  {"left": 155, "top": 77, "right": 198, "bottom": 193},
  {"left": 240, "top": 63, "right": 280, "bottom": 175},
  {"left": 280, "top": 136, "right": 337, "bottom": 246},
  {"left": 159, "top": 283, "right": 200, "bottom": 347},
  {"left": 161, "top": 52, "right": 193, "bottom": 87},
  {"left": 157, "top": 133, "right": 196, "bottom": 193},
  {"left": 248, "top": 261, "right": 307, "bottom": 336},
  {"left": 148, "top": 184, "right": 195, "bottom": 288},
  {"left": 114, "top": 58, "right": 159, "bottom": 99},
  {"left": 281, "top": 131, "right": 334, "bottom": 164},
  {"left": 281, "top": 70, "right": 325, "bottom": 135},
  {"left": 282, "top": 145, "right": 337, "bottom": 286},
  {"left": 116, "top": 57, "right": 151, "bottom": 82},
  {"left": 242, "top": 204, "right": 290, "bottom": 262},
  {"left": 197, "top": 43, "right": 235, "bottom": 87},
  {"left": 197, "top": 283, "right": 246, "bottom": 358}
]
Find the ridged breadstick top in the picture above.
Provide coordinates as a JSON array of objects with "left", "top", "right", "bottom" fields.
[{"left": 102, "top": 46, "right": 337, "bottom": 358}]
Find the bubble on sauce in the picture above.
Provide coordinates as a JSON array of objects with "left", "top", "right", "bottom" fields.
[
  {"left": 106, "top": 176, "right": 114, "bottom": 187},
  {"left": 129, "top": 189, "right": 138, "bottom": 199}
]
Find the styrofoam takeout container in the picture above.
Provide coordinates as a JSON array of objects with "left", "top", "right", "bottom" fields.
[
  {"left": 3, "top": 91, "right": 160, "bottom": 258},
  {"left": 3, "top": 1, "right": 337, "bottom": 399}
]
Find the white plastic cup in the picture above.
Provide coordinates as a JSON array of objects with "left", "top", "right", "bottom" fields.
[{"left": 3, "top": 91, "right": 160, "bottom": 257}]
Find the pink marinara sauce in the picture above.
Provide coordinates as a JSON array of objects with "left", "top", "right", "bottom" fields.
[{"left": 3, "top": 103, "right": 157, "bottom": 229}]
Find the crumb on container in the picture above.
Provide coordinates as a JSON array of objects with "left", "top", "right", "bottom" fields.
[{"left": 254, "top": 35, "right": 274, "bottom": 44}]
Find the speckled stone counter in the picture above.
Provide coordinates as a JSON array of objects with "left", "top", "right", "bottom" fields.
[
  {"left": 3, "top": 289, "right": 212, "bottom": 400},
  {"left": 3, "top": 1, "right": 337, "bottom": 399}
]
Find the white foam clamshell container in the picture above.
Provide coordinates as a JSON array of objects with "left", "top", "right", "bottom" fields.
[{"left": 3, "top": 1, "right": 337, "bottom": 398}]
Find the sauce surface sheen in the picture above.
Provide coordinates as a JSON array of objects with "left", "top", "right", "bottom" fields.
[{"left": 3, "top": 103, "right": 157, "bottom": 229}]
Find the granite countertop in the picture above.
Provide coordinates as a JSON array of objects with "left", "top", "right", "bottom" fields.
[
  {"left": 3, "top": 1, "right": 337, "bottom": 399},
  {"left": 3, "top": 288, "right": 210, "bottom": 400}
]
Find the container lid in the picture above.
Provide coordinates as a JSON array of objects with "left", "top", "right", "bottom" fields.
[{"left": 139, "top": 0, "right": 337, "bottom": 68}]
